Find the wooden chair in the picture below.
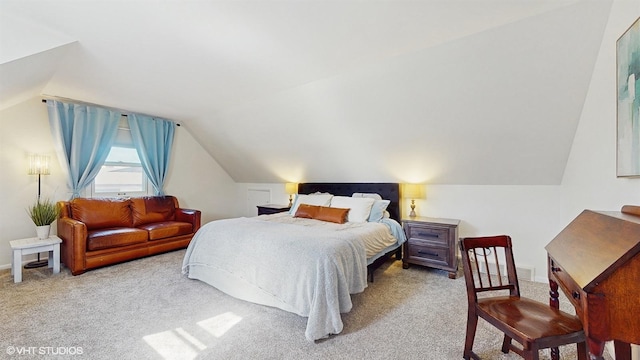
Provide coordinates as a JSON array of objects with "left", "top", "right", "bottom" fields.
[{"left": 459, "top": 235, "right": 587, "bottom": 360}]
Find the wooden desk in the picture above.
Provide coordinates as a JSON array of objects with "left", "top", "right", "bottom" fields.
[{"left": 545, "top": 206, "right": 640, "bottom": 360}]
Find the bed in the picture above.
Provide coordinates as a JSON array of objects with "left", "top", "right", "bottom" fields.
[
  {"left": 181, "top": 183, "right": 406, "bottom": 341},
  {"left": 297, "top": 183, "right": 404, "bottom": 279}
]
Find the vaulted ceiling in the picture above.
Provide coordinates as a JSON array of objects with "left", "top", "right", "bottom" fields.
[{"left": 0, "top": 0, "right": 613, "bottom": 185}]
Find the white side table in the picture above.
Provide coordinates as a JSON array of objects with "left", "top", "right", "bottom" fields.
[{"left": 10, "top": 235, "right": 62, "bottom": 283}]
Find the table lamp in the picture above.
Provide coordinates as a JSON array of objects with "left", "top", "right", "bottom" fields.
[
  {"left": 403, "top": 183, "right": 425, "bottom": 217},
  {"left": 285, "top": 183, "right": 298, "bottom": 207}
]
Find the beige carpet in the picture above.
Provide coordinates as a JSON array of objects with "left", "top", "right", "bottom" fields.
[{"left": 1, "top": 250, "right": 602, "bottom": 360}]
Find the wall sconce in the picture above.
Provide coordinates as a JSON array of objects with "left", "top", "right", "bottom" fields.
[
  {"left": 28, "top": 154, "right": 51, "bottom": 202},
  {"left": 403, "top": 183, "right": 425, "bottom": 217},
  {"left": 285, "top": 183, "right": 298, "bottom": 207}
]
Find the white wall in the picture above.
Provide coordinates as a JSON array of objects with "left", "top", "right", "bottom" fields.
[
  {"left": 0, "top": 97, "right": 67, "bottom": 269},
  {"left": 0, "top": 97, "right": 239, "bottom": 268},
  {"left": 424, "top": 0, "right": 639, "bottom": 284},
  {"left": 164, "top": 124, "right": 239, "bottom": 223},
  {"left": 560, "top": 0, "right": 640, "bottom": 221},
  {"left": 562, "top": 4, "right": 640, "bottom": 356},
  {"left": 235, "top": 0, "right": 640, "bottom": 285},
  {"left": 236, "top": 183, "right": 291, "bottom": 217},
  {"left": 417, "top": 185, "right": 561, "bottom": 281}
]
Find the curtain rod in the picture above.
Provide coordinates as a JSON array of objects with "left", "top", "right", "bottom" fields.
[{"left": 41, "top": 98, "right": 181, "bottom": 126}]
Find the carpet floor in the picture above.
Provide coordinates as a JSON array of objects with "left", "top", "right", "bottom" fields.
[{"left": 0, "top": 250, "right": 605, "bottom": 360}]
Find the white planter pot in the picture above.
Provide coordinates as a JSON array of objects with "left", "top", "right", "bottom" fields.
[{"left": 36, "top": 225, "right": 51, "bottom": 240}]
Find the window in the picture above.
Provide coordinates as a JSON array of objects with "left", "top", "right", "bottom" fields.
[
  {"left": 89, "top": 116, "right": 152, "bottom": 198},
  {"left": 91, "top": 147, "right": 150, "bottom": 197}
]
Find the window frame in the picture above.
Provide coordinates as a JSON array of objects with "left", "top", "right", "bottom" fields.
[
  {"left": 90, "top": 145, "right": 153, "bottom": 198},
  {"left": 88, "top": 116, "right": 154, "bottom": 198},
  {"left": 90, "top": 151, "right": 151, "bottom": 198}
]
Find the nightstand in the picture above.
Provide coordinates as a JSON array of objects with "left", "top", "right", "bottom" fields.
[
  {"left": 402, "top": 216, "right": 460, "bottom": 279},
  {"left": 257, "top": 204, "right": 291, "bottom": 216}
]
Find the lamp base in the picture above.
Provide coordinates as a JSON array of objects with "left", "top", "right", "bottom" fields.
[
  {"left": 410, "top": 200, "right": 417, "bottom": 217},
  {"left": 24, "top": 254, "right": 48, "bottom": 269}
]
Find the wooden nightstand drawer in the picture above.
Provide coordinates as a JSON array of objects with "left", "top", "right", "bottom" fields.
[
  {"left": 405, "top": 226, "right": 449, "bottom": 246},
  {"left": 402, "top": 217, "right": 460, "bottom": 279},
  {"left": 406, "top": 242, "right": 450, "bottom": 267}
]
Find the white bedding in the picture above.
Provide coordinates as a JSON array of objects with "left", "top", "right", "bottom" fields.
[{"left": 181, "top": 213, "right": 402, "bottom": 341}]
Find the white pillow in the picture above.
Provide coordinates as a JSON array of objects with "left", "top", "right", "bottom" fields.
[
  {"left": 352, "top": 192, "right": 383, "bottom": 200},
  {"left": 330, "top": 196, "right": 375, "bottom": 223},
  {"left": 368, "top": 199, "right": 391, "bottom": 222},
  {"left": 352, "top": 193, "right": 389, "bottom": 222},
  {"left": 289, "top": 194, "right": 333, "bottom": 215}
]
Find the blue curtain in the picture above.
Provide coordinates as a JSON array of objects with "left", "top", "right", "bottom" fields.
[
  {"left": 47, "top": 100, "right": 120, "bottom": 199},
  {"left": 127, "top": 114, "right": 175, "bottom": 196}
]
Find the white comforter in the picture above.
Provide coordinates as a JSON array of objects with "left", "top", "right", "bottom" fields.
[{"left": 181, "top": 213, "right": 399, "bottom": 341}]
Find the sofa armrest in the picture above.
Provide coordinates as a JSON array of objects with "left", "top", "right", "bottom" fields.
[
  {"left": 57, "top": 216, "right": 88, "bottom": 275},
  {"left": 175, "top": 208, "right": 202, "bottom": 233}
]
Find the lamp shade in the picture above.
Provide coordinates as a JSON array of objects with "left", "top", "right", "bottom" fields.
[
  {"left": 285, "top": 182, "right": 298, "bottom": 195},
  {"left": 403, "top": 183, "right": 425, "bottom": 199},
  {"left": 28, "top": 154, "right": 50, "bottom": 175}
]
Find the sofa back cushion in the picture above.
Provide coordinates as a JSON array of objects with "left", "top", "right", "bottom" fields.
[
  {"left": 131, "top": 196, "right": 176, "bottom": 227},
  {"left": 70, "top": 198, "right": 133, "bottom": 230}
]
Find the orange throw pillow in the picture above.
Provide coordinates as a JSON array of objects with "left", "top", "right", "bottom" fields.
[
  {"left": 294, "top": 204, "right": 320, "bottom": 219},
  {"left": 315, "top": 206, "right": 349, "bottom": 224},
  {"left": 294, "top": 204, "right": 349, "bottom": 224}
]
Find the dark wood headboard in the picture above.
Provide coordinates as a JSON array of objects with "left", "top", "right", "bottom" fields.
[{"left": 298, "top": 183, "right": 400, "bottom": 222}]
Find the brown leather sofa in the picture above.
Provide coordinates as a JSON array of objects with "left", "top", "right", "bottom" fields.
[{"left": 56, "top": 196, "right": 201, "bottom": 275}]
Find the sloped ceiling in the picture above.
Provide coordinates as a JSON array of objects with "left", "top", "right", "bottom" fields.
[{"left": 0, "top": 0, "right": 612, "bottom": 185}]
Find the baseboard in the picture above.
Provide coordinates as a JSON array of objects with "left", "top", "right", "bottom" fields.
[
  {"left": 0, "top": 256, "right": 51, "bottom": 271},
  {"left": 515, "top": 265, "right": 535, "bottom": 282}
]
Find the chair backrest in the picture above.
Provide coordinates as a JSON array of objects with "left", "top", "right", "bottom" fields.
[{"left": 459, "top": 235, "right": 521, "bottom": 305}]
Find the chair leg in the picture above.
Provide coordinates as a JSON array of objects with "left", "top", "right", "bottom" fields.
[
  {"left": 501, "top": 335, "right": 512, "bottom": 353},
  {"left": 522, "top": 345, "right": 539, "bottom": 360},
  {"left": 577, "top": 341, "right": 588, "bottom": 360},
  {"left": 463, "top": 313, "right": 478, "bottom": 360}
]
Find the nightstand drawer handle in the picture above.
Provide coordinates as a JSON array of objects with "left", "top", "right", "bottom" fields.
[
  {"left": 415, "top": 232, "right": 441, "bottom": 239},
  {"left": 417, "top": 250, "right": 438, "bottom": 257}
]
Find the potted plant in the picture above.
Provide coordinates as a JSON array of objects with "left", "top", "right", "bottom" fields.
[{"left": 26, "top": 198, "right": 59, "bottom": 239}]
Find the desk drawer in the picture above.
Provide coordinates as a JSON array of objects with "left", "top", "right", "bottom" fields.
[{"left": 549, "top": 258, "right": 586, "bottom": 316}]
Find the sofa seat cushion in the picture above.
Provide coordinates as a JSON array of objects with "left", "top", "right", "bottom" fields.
[
  {"left": 87, "top": 228, "right": 149, "bottom": 251},
  {"left": 137, "top": 221, "right": 193, "bottom": 241}
]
